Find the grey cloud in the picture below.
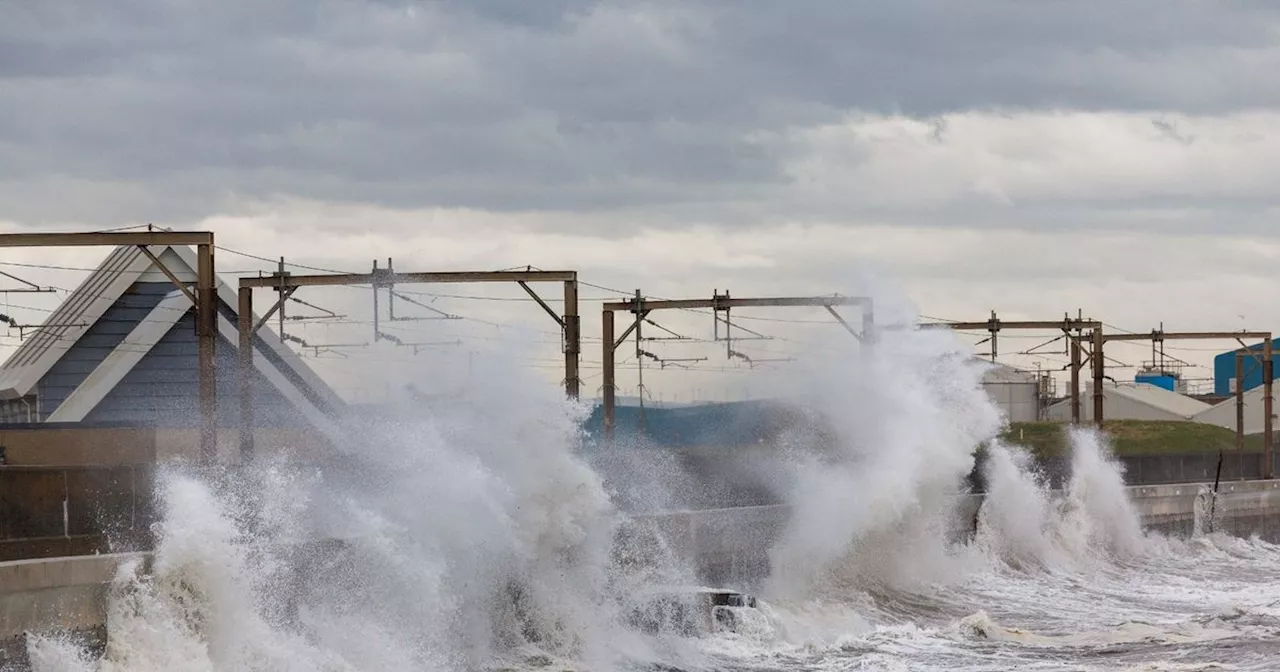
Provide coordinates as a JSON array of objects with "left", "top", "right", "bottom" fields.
[{"left": 2, "top": 0, "right": 1280, "bottom": 227}]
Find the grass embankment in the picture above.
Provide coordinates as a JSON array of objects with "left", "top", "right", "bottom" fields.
[{"left": 999, "top": 420, "right": 1263, "bottom": 460}]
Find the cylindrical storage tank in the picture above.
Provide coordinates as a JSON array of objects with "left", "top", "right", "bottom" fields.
[{"left": 981, "top": 364, "right": 1041, "bottom": 422}]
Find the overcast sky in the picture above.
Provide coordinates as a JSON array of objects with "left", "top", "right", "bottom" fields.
[{"left": 4, "top": 1, "right": 1280, "bottom": 400}]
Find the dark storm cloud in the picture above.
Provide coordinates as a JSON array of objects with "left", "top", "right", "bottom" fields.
[{"left": 1, "top": 0, "right": 1278, "bottom": 225}]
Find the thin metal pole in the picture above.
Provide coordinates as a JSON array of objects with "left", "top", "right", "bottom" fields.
[
  {"left": 387, "top": 258, "right": 395, "bottom": 321},
  {"left": 634, "top": 290, "right": 645, "bottom": 434},
  {"left": 1266, "top": 338, "right": 1275, "bottom": 478},
  {"left": 196, "top": 243, "right": 217, "bottom": 462},
  {"left": 861, "top": 300, "right": 875, "bottom": 344},
  {"left": 602, "top": 309, "right": 616, "bottom": 441},
  {"left": 1092, "top": 328, "right": 1105, "bottom": 427},
  {"left": 563, "top": 279, "right": 580, "bottom": 399},
  {"left": 277, "top": 256, "right": 286, "bottom": 338},
  {"left": 1070, "top": 335, "right": 1081, "bottom": 424},
  {"left": 371, "top": 259, "right": 380, "bottom": 342},
  {"left": 989, "top": 310, "right": 998, "bottom": 362},
  {"left": 1236, "top": 351, "right": 1245, "bottom": 452},
  {"left": 238, "top": 287, "right": 255, "bottom": 461}
]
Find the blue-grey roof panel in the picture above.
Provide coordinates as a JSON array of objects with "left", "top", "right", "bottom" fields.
[
  {"left": 83, "top": 311, "right": 311, "bottom": 428},
  {"left": 23, "top": 281, "right": 333, "bottom": 429}
]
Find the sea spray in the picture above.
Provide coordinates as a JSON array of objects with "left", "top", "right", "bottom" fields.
[
  {"left": 1058, "top": 426, "right": 1148, "bottom": 559},
  {"left": 29, "top": 352, "right": 697, "bottom": 671},
  {"left": 760, "top": 287, "right": 1005, "bottom": 598},
  {"left": 976, "top": 427, "right": 1150, "bottom": 571},
  {"left": 974, "top": 442, "right": 1058, "bottom": 571}
]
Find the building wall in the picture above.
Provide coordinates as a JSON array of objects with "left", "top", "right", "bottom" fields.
[
  {"left": 0, "top": 426, "right": 157, "bottom": 465},
  {"left": 1213, "top": 339, "right": 1280, "bottom": 396},
  {"left": 36, "top": 283, "right": 169, "bottom": 417},
  {"left": 983, "top": 381, "right": 1040, "bottom": 422},
  {"left": 21, "top": 282, "right": 322, "bottom": 429},
  {"left": 84, "top": 312, "right": 306, "bottom": 428},
  {"left": 581, "top": 400, "right": 809, "bottom": 448},
  {"left": 1194, "top": 386, "right": 1270, "bottom": 435},
  {"left": 1045, "top": 387, "right": 1191, "bottom": 422}
]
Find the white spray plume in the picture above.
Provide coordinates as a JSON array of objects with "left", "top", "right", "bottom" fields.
[
  {"left": 760, "top": 278, "right": 1005, "bottom": 597},
  {"left": 29, "top": 349, "right": 695, "bottom": 672},
  {"left": 977, "top": 427, "right": 1151, "bottom": 572}
]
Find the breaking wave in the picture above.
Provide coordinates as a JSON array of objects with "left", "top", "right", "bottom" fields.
[{"left": 21, "top": 284, "right": 1280, "bottom": 671}]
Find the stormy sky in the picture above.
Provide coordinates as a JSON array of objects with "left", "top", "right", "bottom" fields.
[{"left": 3, "top": 1, "right": 1280, "bottom": 399}]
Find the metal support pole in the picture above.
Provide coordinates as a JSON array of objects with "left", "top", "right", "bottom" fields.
[
  {"left": 277, "top": 257, "right": 287, "bottom": 337},
  {"left": 1070, "top": 336, "right": 1081, "bottom": 424},
  {"left": 196, "top": 243, "right": 217, "bottom": 461},
  {"left": 861, "top": 302, "right": 875, "bottom": 344},
  {"left": 1092, "top": 328, "right": 1104, "bottom": 427},
  {"left": 634, "top": 290, "right": 645, "bottom": 434},
  {"left": 238, "top": 287, "right": 255, "bottom": 461},
  {"left": 563, "top": 279, "right": 580, "bottom": 399},
  {"left": 1264, "top": 360, "right": 1274, "bottom": 476},
  {"left": 372, "top": 260, "right": 380, "bottom": 342},
  {"left": 989, "top": 310, "right": 999, "bottom": 362},
  {"left": 1266, "top": 339, "right": 1275, "bottom": 479},
  {"left": 602, "top": 308, "right": 616, "bottom": 440},
  {"left": 1236, "top": 352, "right": 1245, "bottom": 452}
]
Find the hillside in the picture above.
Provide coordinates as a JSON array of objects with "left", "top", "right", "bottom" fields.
[{"left": 1000, "top": 420, "right": 1263, "bottom": 459}]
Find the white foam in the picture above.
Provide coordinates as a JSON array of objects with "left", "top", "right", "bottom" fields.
[{"left": 24, "top": 281, "right": 1280, "bottom": 672}]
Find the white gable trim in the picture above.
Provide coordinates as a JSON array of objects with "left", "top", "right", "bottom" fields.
[
  {"left": 45, "top": 290, "right": 191, "bottom": 422},
  {"left": 41, "top": 288, "right": 343, "bottom": 442},
  {"left": 0, "top": 245, "right": 164, "bottom": 399},
  {"left": 0, "top": 244, "right": 343, "bottom": 413}
]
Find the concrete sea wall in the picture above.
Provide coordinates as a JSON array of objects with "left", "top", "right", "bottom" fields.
[
  {"left": 2, "top": 480, "right": 1279, "bottom": 668},
  {"left": 627, "top": 479, "right": 1280, "bottom": 589},
  {"left": 0, "top": 553, "right": 147, "bottom": 668}
]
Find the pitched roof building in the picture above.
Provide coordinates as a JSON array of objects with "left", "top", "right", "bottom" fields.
[
  {"left": 0, "top": 244, "right": 344, "bottom": 445},
  {"left": 1044, "top": 381, "right": 1210, "bottom": 423}
]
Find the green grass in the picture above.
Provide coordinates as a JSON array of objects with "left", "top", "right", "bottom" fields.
[{"left": 1000, "top": 420, "right": 1263, "bottom": 459}]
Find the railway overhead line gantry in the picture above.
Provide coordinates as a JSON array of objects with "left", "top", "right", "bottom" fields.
[
  {"left": 238, "top": 265, "right": 582, "bottom": 458},
  {"left": 599, "top": 291, "right": 874, "bottom": 440}
]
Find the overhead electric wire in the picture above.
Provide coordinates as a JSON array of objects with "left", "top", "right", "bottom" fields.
[{"left": 0, "top": 239, "right": 847, "bottom": 394}]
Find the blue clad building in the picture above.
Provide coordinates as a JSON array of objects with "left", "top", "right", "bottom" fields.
[{"left": 1213, "top": 338, "right": 1280, "bottom": 396}]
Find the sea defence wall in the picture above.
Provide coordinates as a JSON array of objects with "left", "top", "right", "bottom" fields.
[
  {"left": 627, "top": 479, "right": 1280, "bottom": 589},
  {"left": 2, "top": 480, "right": 1279, "bottom": 666},
  {"left": 0, "top": 553, "right": 147, "bottom": 667}
]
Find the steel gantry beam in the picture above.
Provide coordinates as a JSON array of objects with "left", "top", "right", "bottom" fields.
[
  {"left": 0, "top": 231, "right": 219, "bottom": 461},
  {"left": 1092, "top": 329, "right": 1273, "bottom": 477},
  {"left": 238, "top": 266, "right": 581, "bottom": 458},
  {"left": 600, "top": 292, "right": 873, "bottom": 440},
  {"left": 921, "top": 314, "right": 1102, "bottom": 424}
]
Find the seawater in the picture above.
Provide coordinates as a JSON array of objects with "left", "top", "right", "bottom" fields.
[{"left": 18, "top": 294, "right": 1280, "bottom": 671}]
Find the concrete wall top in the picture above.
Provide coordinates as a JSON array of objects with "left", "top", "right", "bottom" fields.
[
  {"left": 0, "top": 553, "right": 145, "bottom": 594},
  {"left": 0, "top": 426, "right": 333, "bottom": 466},
  {"left": 0, "top": 552, "right": 148, "bottom": 643}
]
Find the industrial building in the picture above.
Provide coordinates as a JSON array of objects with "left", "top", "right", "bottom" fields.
[
  {"left": 1194, "top": 386, "right": 1271, "bottom": 435},
  {"left": 981, "top": 363, "right": 1045, "bottom": 422},
  {"left": 1213, "top": 338, "right": 1280, "bottom": 396},
  {"left": 0, "top": 243, "right": 344, "bottom": 459},
  {"left": 1044, "top": 382, "right": 1210, "bottom": 423}
]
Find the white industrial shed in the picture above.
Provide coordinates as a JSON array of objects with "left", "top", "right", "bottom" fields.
[
  {"left": 1045, "top": 382, "right": 1210, "bottom": 423},
  {"left": 1194, "top": 386, "right": 1271, "bottom": 435}
]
